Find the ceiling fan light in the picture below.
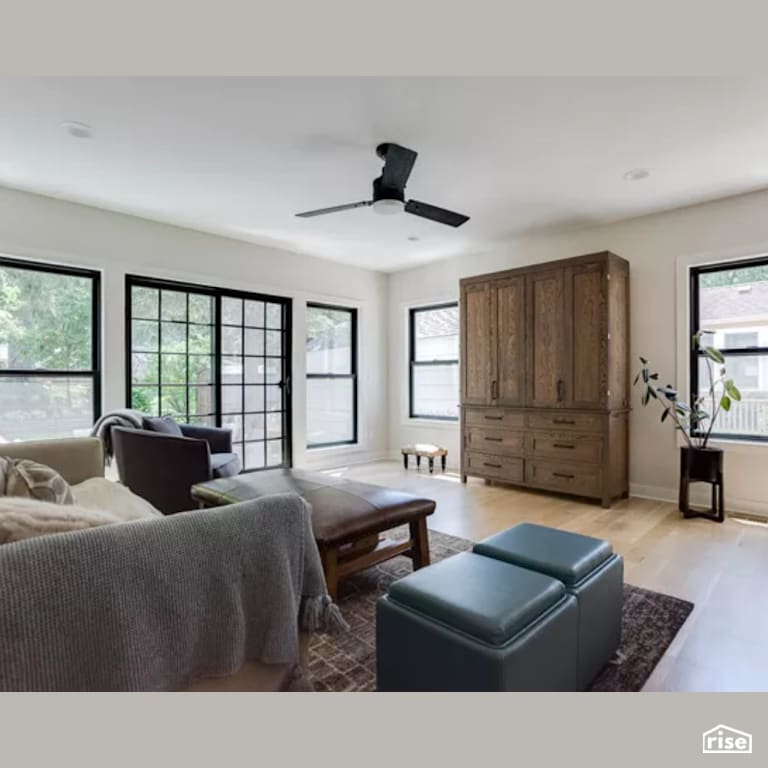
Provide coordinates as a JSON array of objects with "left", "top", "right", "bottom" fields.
[{"left": 372, "top": 198, "right": 404, "bottom": 215}]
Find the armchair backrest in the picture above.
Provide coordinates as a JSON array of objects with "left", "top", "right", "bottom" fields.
[{"left": 112, "top": 427, "right": 212, "bottom": 514}]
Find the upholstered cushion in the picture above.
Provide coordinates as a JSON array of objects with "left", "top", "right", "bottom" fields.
[
  {"left": 0, "top": 496, "right": 125, "bottom": 544},
  {"left": 0, "top": 457, "right": 73, "bottom": 504},
  {"left": 210, "top": 452, "right": 241, "bottom": 478},
  {"left": 474, "top": 523, "right": 613, "bottom": 588},
  {"left": 142, "top": 416, "right": 183, "bottom": 436},
  {"left": 71, "top": 477, "right": 162, "bottom": 521},
  {"left": 387, "top": 552, "right": 565, "bottom": 645}
]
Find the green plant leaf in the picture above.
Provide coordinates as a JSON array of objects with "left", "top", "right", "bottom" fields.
[
  {"left": 647, "top": 386, "right": 658, "bottom": 399},
  {"left": 705, "top": 347, "right": 725, "bottom": 364},
  {"left": 649, "top": 373, "right": 659, "bottom": 380},
  {"left": 661, "top": 408, "right": 669, "bottom": 423},
  {"left": 725, "top": 379, "right": 742, "bottom": 401},
  {"left": 642, "top": 390, "right": 649, "bottom": 406},
  {"left": 633, "top": 372, "right": 640, "bottom": 386},
  {"left": 642, "top": 368, "right": 649, "bottom": 383},
  {"left": 720, "top": 394, "right": 731, "bottom": 411},
  {"left": 639, "top": 356, "right": 648, "bottom": 365}
]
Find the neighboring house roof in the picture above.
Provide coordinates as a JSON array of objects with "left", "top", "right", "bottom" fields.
[
  {"left": 701, "top": 281, "right": 768, "bottom": 324},
  {"left": 416, "top": 306, "right": 459, "bottom": 339}
]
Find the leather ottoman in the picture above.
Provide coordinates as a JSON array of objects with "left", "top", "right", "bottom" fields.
[
  {"left": 474, "top": 523, "right": 623, "bottom": 689},
  {"left": 191, "top": 468, "right": 435, "bottom": 598},
  {"left": 376, "top": 552, "right": 579, "bottom": 691}
]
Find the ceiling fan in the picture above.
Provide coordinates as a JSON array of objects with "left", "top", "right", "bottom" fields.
[{"left": 295, "top": 143, "right": 470, "bottom": 227}]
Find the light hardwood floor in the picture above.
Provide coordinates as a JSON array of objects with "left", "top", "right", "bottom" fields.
[{"left": 331, "top": 460, "right": 768, "bottom": 692}]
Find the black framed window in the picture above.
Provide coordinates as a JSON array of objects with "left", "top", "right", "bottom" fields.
[
  {"left": 409, "top": 302, "right": 459, "bottom": 421},
  {"left": 691, "top": 256, "right": 768, "bottom": 441},
  {"left": 127, "top": 276, "right": 292, "bottom": 470},
  {"left": 0, "top": 257, "right": 100, "bottom": 442},
  {"left": 306, "top": 303, "right": 357, "bottom": 447}
]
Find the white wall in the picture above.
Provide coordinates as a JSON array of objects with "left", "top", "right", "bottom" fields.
[
  {"left": 389, "top": 188, "right": 768, "bottom": 516},
  {"left": 0, "top": 186, "right": 389, "bottom": 470}
]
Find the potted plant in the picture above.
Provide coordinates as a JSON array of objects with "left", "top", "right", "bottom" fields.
[{"left": 634, "top": 331, "right": 741, "bottom": 522}]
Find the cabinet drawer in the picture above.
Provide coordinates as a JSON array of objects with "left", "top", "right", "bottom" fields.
[
  {"left": 464, "top": 407, "right": 525, "bottom": 429},
  {"left": 527, "top": 411, "right": 603, "bottom": 432},
  {"left": 466, "top": 428, "right": 524, "bottom": 456},
  {"left": 465, "top": 452, "right": 524, "bottom": 483},
  {"left": 527, "top": 432, "right": 602, "bottom": 464},
  {"left": 525, "top": 460, "right": 601, "bottom": 497}
]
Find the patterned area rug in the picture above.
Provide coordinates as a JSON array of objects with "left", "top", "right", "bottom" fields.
[{"left": 309, "top": 528, "right": 694, "bottom": 692}]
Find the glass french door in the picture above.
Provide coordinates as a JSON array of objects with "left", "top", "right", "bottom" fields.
[{"left": 127, "top": 276, "right": 292, "bottom": 471}]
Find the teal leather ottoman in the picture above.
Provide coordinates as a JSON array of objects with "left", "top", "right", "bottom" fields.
[
  {"left": 376, "top": 552, "right": 579, "bottom": 691},
  {"left": 473, "top": 523, "right": 623, "bottom": 689}
]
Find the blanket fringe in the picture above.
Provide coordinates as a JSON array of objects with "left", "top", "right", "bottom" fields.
[{"left": 300, "top": 594, "right": 349, "bottom": 634}]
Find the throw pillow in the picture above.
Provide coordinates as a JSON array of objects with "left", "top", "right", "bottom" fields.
[
  {"left": 0, "top": 457, "right": 74, "bottom": 504},
  {"left": 142, "top": 415, "right": 184, "bottom": 436},
  {"left": 71, "top": 477, "right": 162, "bottom": 521},
  {"left": 0, "top": 496, "right": 124, "bottom": 544}
]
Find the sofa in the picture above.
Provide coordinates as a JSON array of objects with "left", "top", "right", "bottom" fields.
[
  {"left": 0, "top": 437, "right": 314, "bottom": 691},
  {"left": 112, "top": 420, "right": 241, "bottom": 514}
]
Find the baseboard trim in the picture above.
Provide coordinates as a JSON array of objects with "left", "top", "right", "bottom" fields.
[{"left": 629, "top": 483, "right": 768, "bottom": 518}]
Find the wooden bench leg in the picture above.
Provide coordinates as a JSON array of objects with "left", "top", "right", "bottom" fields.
[
  {"left": 428, "top": 457, "right": 434, "bottom": 474},
  {"left": 321, "top": 546, "right": 339, "bottom": 600},
  {"left": 441, "top": 455, "right": 446, "bottom": 472},
  {"left": 403, "top": 453, "right": 408, "bottom": 469},
  {"left": 409, "top": 517, "right": 430, "bottom": 570},
  {"left": 416, "top": 455, "right": 421, "bottom": 469}
]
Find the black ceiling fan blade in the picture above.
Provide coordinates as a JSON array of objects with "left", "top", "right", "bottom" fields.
[
  {"left": 405, "top": 199, "right": 470, "bottom": 227},
  {"left": 295, "top": 200, "right": 372, "bottom": 218},
  {"left": 380, "top": 144, "right": 418, "bottom": 192}
]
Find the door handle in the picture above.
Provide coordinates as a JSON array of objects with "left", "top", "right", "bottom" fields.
[
  {"left": 552, "top": 443, "right": 575, "bottom": 450},
  {"left": 552, "top": 418, "right": 575, "bottom": 425},
  {"left": 491, "top": 380, "right": 498, "bottom": 400},
  {"left": 557, "top": 379, "right": 565, "bottom": 402},
  {"left": 483, "top": 462, "right": 502, "bottom": 469},
  {"left": 484, "top": 436, "right": 503, "bottom": 442},
  {"left": 484, "top": 415, "right": 503, "bottom": 421},
  {"left": 553, "top": 472, "right": 575, "bottom": 480}
]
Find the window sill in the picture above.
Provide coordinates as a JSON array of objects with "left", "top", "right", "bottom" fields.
[
  {"left": 676, "top": 434, "right": 768, "bottom": 455},
  {"left": 404, "top": 418, "right": 459, "bottom": 429},
  {"left": 307, "top": 442, "right": 360, "bottom": 453}
]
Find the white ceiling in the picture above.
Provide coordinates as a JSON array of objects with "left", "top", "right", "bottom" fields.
[{"left": 2, "top": 77, "right": 768, "bottom": 273}]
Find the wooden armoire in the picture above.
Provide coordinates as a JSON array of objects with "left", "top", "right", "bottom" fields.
[{"left": 459, "top": 251, "right": 629, "bottom": 508}]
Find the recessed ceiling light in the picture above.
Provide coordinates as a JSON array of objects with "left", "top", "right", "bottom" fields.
[
  {"left": 61, "top": 121, "right": 93, "bottom": 139},
  {"left": 623, "top": 168, "right": 649, "bottom": 182},
  {"left": 408, "top": 236, "right": 419, "bottom": 242}
]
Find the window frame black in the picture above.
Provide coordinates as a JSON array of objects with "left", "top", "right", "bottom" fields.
[
  {"left": 408, "top": 301, "right": 460, "bottom": 422},
  {"left": 125, "top": 274, "right": 293, "bottom": 470},
  {"left": 0, "top": 255, "right": 102, "bottom": 430},
  {"left": 306, "top": 302, "right": 358, "bottom": 449},
  {"left": 690, "top": 255, "right": 768, "bottom": 444}
]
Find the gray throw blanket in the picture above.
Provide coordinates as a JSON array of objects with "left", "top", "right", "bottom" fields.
[
  {"left": 90, "top": 408, "right": 145, "bottom": 462},
  {"left": 0, "top": 493, "right": 347, "bottom": 691}
]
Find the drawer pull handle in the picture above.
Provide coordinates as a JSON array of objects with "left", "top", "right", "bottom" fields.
[
  {"left": 553, "top": 472, "right": 575, "bottom": 480},
  {"left": 484, "top": 437, "right": 504, "bottom": 442},
  {"left": 552, "top": 418, "right": 575, "bottom": 425},
  {"left": 484, "top": 415, "right": 504, "bottom": 421},
  {"left": 483, "top": 462, "right": 502, "bottom": 469},
  {"left": 552, "top": 443, "right": 575, "bottom": 450}
]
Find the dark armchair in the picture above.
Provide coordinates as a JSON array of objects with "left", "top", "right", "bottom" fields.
[{"left": 112, "top": 422, "right": 241, "bottom": 514}]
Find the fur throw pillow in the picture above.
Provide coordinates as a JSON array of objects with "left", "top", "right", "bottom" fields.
[
  {"left": 71, "top": 477, "right": 162, "bottom": 521},
  {"left": 0, "top": 496, "right": 125, "bottom": 544},
  {"left": 0, "top": 457, "right": 73, "bottom": 504}
]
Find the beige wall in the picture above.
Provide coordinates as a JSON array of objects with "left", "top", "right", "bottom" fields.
[{"left": 388, "top": 188, "right": 768, "bottom": 516}]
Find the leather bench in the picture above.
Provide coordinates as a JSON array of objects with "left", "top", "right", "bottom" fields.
[
  {"left": 376, "top": 552, "right": 579, "bottom": 691},
  {"left": 474, "top": 523, "right": 623, "bottom": 689},
  {"left": 191, "top": 468, "right": 436, "bottom": 598}
]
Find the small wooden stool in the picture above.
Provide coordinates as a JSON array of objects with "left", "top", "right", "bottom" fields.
[{"left": 402, "top": 443, "right": 447, "bottom": 473}]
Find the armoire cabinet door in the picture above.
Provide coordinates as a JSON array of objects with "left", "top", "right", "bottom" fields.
[
  {"left": 461, "top": 282, "right": 493, "bottom": 405},
  {"left": 564, "top": 261, "right": 606, "bottom": 409},
  {"left": 493, "top": 276, "right": 526, "bottom": 406},
  {"left": 526, "top": 269, "right": 565, "bottom": 407}
]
